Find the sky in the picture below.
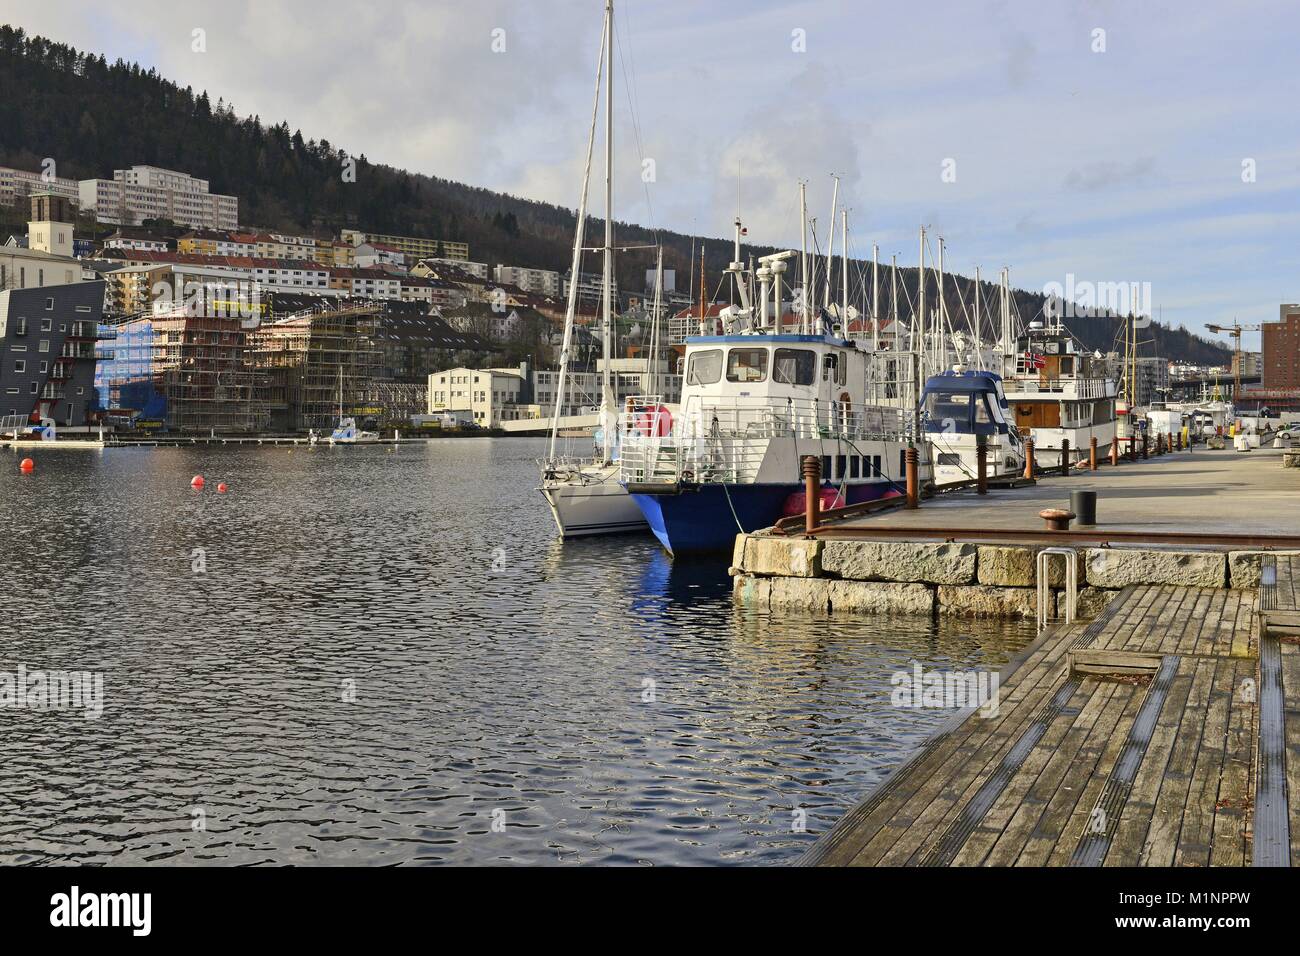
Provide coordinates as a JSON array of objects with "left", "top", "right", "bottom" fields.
[{"left": 3, "top": 0, "right": 1298, "bottom": 349}]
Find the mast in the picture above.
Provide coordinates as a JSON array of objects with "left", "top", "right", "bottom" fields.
[
  {"left": 917, "top": 226, "right": 926, "bottom": 379},
  {"left": 824, "top": 174, "right": 839, "bottom": 314},
  {"left": 937, "top": 236, "right": 946, "bottom": 372},
  {"left": 840, "top": 208, "right": 848, "bottom": 326},
  {"left": 871, "top": 242, "right": 879, "bottom": 352},
  {"left": 974, "top": 265, "right": 982, "bottom": 368},
  {"left": 547, "top": 3, "right": 607, "bottom": 462},
  {"left": 649, "top": 245, "right": 662, "bottom": 396},
  {"left": 599, "top": 0, "right": 614, "bottom": 464},
  {"left": 799, "top": 182, "right": 809, "bottom": 334}
]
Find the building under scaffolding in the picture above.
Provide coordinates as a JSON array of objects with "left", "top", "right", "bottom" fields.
[
  {"left": 95, "top": 306, "right": 271, "bottom": 432},
  {"left": 248, "top": 302, "right": 384, "bottom": 431}
]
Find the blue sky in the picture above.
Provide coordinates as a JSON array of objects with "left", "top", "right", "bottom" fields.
[{"left": 4, "top": 0, "right": 1298, "bottom": 348}]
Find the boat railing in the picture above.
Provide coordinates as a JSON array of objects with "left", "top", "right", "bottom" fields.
[
  {"left": 1005, "top": 377, "right": 1114, "bottom": 399},
  {"left": 618, "top": 395, "right": 911, "bottom": 486}
]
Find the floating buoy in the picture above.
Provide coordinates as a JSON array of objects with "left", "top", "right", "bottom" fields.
[
  {"left": 190, "top": 475, "right": 205, "bottom": 489},
  {"left": 19, "top": 458, "right": 34, "bottom": 474},
  {"left": 216, "top": 482, "right": 228, "bottom": 493}
]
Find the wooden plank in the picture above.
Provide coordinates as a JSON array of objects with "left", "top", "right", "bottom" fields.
[
  {"left": 1045, "top": 683, "right": 1148, "bottom": 866},
  {"left": 872, "top": 667, "right": 1080, "bottom": 866},
  {"left": 1231, "top": 590, "right": 1258, "bottom": 659},
  {"left": 1102, "top": 660, "right": 1198, "bottom": 866},
  {"left": 955, "top": 680, "right": 1115, "bottom": 866},
  {"left": 1281, "top": 642, "right": 1300, "bottom": 867},
  {"left": 1211, "top": 657, "right": 1255, "bottom": 866},
  {"left": 1139, "top": 657, "right": 1215, "bottom": 865},
  {"left": 837, "top": 627, "right": 1083, "bottom": 866},
  {"left": 1174, "top": 657, "right": 1233, "bottom": 866},
  {"left": 1068, "top": 649, "right": 1163, "bottom": 677},
  {"left": 1180, "top": 588, "right": 1215, "bottom": 656},
  {"left": 1017, "top": 681, "right": 1141, "bottom": 866}
]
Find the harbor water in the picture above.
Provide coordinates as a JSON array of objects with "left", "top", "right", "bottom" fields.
[{"left": 0, "top": 437, "right": 1031, "bottom": 865}]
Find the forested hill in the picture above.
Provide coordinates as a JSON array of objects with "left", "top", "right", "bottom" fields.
[{"left": 0, "top": 24, "right": 1230, "bottom": 365}]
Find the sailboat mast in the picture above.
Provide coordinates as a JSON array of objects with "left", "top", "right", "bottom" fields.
[
  {"left": 917, "top": 226, "right": 926, "bottom": 379},
  {"left": 871, "top": 242, "right": 879, "bottom": 352},
  {"left": 650, "top": 246, "right": 663, "bottom": 397},
  {"left": 547, "top": 5, "right": 607, "bottom": 462},
  {"left": 799, "top": 183, "right": 809, "bottom": 334},
  {"left": 840, "top": 209, "right": 848, "bottom": 324},
  {"left": 600, "top": 0, "right": 614, "bottom": 463}
]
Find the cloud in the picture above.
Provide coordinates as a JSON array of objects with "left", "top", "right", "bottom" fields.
[{"left": 1063, "top": 157, "right": 1158, "bottom": 192}]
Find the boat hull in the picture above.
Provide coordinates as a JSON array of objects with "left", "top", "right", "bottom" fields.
[
  {"left": 542, "top": 465, "right": 649, "bottom": 537},
  {"left": 630, "top": 480, "right": 895, "bottom": 555}
]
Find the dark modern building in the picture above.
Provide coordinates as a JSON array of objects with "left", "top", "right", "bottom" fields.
[{"left": 0, "top": 280, "right": 106, "bottom": 427}]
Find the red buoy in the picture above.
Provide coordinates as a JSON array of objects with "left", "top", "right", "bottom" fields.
[
  {"left": 190, "top": 475, "right": 205, "bottom": 489},
  {"left": 216, "top": 482, "right": 228, "bottom": 494},
  {"left": 19, "top": 458, "right": 34, "bottom": 474}
]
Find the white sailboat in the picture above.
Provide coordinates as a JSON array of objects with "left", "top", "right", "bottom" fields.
[
  {"left": 317, "top": 367, "right": 379, "bottom": 445},
  {"left": 539, "top": 0, "right": 649, "bottom": 538}
]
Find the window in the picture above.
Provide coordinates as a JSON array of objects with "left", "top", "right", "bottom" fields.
[
  {"left": 686, "top": 349, "right": 722, "bottom": 385},
  {"left": 726, "top": 347, "right": 768, "bottom": 383},
  {"left": 13, "top": 360, "right": 24, "bottom": 373},
  {"left": 772, "top": 348, "right": 816, "bottom": 386},
  {"left": 45, "top": 298, "right": 54, "bottom": 311},
  {"left": 823, "top": 352, "right": 837, "bottom": 382},
  {"left": 39, "top": 340, "right": 49, "bottom": 353},
  {"left": 41, "top": 318, "right": 52, "bottom": 331}
]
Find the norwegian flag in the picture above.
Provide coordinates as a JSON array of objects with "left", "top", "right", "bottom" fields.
[{"left": 1024, "top": 351, "right": 1046, "bottom": 370}]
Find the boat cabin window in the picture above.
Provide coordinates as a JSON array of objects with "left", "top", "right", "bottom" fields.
[
  {"left": 726, "top": 347, "right": 768, "bottom": 383},
  {"left": 924, "top": 389, "right": 1002, "bottom": 434},
  {"left": 822, "top": 352, "right": 846, "bottom": 386},
  {"left": 772, "top": 348, "right": 816, "bottom": 386},
  {"left": 686, "top": 349, "right": 722, "bottom": 385}
]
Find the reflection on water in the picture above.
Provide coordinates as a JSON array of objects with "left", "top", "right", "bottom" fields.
[{"left": 0, "top": 438, "right": 1031, "bottom": 865}]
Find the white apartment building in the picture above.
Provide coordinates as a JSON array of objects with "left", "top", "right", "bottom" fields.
[
  {"left": 0, "top": 166, "right": 81, "bottom": 209},
  {"left": 78, "top": 165, "right": 239, "bottom": 230},
  {"left": 104, "top": 234, "right": 169, "bottom": 253},
  {"left": 493, "top": 265, "right": 560, "bottom": 297},
  {"left": 354, "top": 243, "right": 407, "bottom": 269},
  {"left": 427, "top": 366, "right": 529, "bottom": 427},
  {"left": 563, "top": 270, "right": 617, "bottom": 304},
  {"left": 532, "top": 361, "right": 681, "bottom": 416},
  {"left": 330, "top": 268, "right": 402, "bottom": 299},
  {"left": 426, "top": 257, "right": 489, "bottom": 280},
  {"left": 400, "top": 276, "right": 466, "bottom": 309}
]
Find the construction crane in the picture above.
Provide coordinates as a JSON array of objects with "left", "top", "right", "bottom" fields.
[{"left": 1206, "top": 319, "right": 1261, "bottom": 397}]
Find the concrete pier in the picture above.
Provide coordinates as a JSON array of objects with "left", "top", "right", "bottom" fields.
[{"left": 732, "top": 448, "right": 1300, "bottom": 620}]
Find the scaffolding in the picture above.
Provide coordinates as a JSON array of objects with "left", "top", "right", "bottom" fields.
[
  {"left": 97, "top": 308, "right": 272, "bottom": 432},
  {"left": 359, "top": 381, "right": 428, "bottom": 423},
  {"left": 248, "top": 303, "right": 384, "bottom": 431}
]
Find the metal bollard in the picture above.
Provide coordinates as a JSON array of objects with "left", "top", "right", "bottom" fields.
[
  {"left": 802, "top": 455, "right": 821, "bottom": 535},
  {"left": 905, "top": 446, "right": 919, "bottom": 509},
  {"left": 1061, "top": 438, "right": 1071, "bottom": 477},
  {"left": 976, "top": 434, "right": 988, "bottom": 495},
  {"left": 1110, "top": 440, "right": 1119, "bottom": 467},
  {"left": 1142, "top": 434, "right": 1149, "bottom": 460},
  {"left": 1089, "top": 435, "right": 1098, "bottom": 471},
  {"left": 1023, "top": 438, "right": 1036, "bottom": 481}
]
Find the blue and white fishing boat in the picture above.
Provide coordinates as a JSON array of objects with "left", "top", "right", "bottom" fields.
[{"left": 619, "top": 213, "right": 923, "bottom": 555}]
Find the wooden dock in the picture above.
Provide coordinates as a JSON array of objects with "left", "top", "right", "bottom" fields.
[{"left": 802, "top": 575, "right": 1300, "bottom": 866}]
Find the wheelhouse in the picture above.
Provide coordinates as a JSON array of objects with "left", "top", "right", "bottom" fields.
[{"left": 920, "top": 373, "right": 1012, "bottom": 436}]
